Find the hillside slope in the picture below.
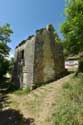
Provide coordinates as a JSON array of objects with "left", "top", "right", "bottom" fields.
[{"left": 7, "top": 74, "right": 75, "bottom": 125}]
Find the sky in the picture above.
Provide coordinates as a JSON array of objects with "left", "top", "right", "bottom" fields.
[{"left": 0, "top": 0, "right": 65, "bottom": 56}]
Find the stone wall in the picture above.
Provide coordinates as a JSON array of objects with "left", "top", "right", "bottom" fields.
[
  {"left": 23, "top": 37, "right": 35, "bottom": 88},
  {"left": 14, "top": 24, "right": 65, "bottom": 88},
  {"left": 33, "top": 25, "right": 65, "bottom": 87},
  {"left": 14, "top": 37, "right": 35, "bottom": 88}
]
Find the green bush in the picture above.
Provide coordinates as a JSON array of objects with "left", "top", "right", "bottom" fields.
[
  {"left": 23, "top": 86, "right": 31, "bottom": 93},
  {"left": 7, "top": 84, "right": 19, "bottom": 92},
  {"left": 0, "top": 58, "right": 10, "bottom": 78},
  {"left": 15, "top": 86, "right": 31, "bottom": 95},
  {"left": 78, "top": 59, "right": 83, "bottom": 73}
]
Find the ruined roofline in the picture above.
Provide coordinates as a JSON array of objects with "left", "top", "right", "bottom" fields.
[
  {"left": 15, "top": 35, "right": 35, "bottom": 49},
  {"left": 15, "top": 24, "right": 54, "bottom": 49},
  {"left": 15, "top": 40, "right": 26, "bottom": 49}
]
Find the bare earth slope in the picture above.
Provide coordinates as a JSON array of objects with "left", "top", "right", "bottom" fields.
[{"left": 8, "top": 74, "right": 73, "bottom": 125}]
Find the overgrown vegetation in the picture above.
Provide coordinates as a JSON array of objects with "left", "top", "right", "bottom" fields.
[
  {"left": 78, "top": 59, "right": 83, "bottom": 73},
  {"left": 14, "top": 86, "right": 31, "bottom": 95},
  {"left": 61, "top": 0, "right": 83, "bottom": 56},
  {"left": 53, "top": 73, "right": 83, "bottom": 125},
  {"left": 0, "top": 23, "right": 13, "bottom": 78}
]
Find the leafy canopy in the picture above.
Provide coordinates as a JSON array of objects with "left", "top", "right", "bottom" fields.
[
  {"left": 61, "top": 0, "right": 83, "bottom": 55},
  {"left": 0, "top": 24, "right": 13, "bottom": 57},
  {"left": 0, "top": 23, "right": 13, "bottom": 77}
]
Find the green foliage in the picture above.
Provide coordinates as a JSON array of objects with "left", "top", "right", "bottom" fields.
[
  {"left": 53, "top": 73, "right": 83, "bottom": 125},
  {"left": 0, "top": 23, "right": 13, "bottom": 43},
  {"left": 0, "top": 42, "right": 10, "bottom": 56},
  {"left": 61, "top": 0, "right": 83, "bottom": 55},
  {"left": 0, "top": 57, "right": 9, "bottom": 77},
  {"left": 15, "top": 86, "right": 31, "bottom": 95},
  {"left": 23, "top": 86, "right": 31, "bottom": 93},
  {"left": 8, "top": 57, "right": 14, "bottom": 74},
  {"left": 7, "top": 84, "right": 19, "bottom": 93},
  {"left": 78, "top": 59, "right": 83, "bottom": 72},
  {"left": 0, "top": 23, "right": 13, "bottom": 78},
  {"left": 75, "top": 58, "right": 83, "bottom": 75}
]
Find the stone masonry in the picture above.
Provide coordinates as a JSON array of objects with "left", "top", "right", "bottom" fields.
[{"left": 13, "top": 24, "right": 65, "bottom": 89}]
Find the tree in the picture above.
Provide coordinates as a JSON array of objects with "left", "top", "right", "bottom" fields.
[
  {"left": 0, "top": 23, "right": 13, "bottom": 77},
  {"left": 8, "top": 57, "right": 14, "bottom": 75},
  {"left": 61, "top": 0, "right": 83, "bottom": 55}
]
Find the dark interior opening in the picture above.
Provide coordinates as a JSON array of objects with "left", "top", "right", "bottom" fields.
[
  {"left": 21, "top": 50, "right": 24, "bottom": 60},
  {"left": 21, "top": 50, "right": 25, "bottom": 65}
]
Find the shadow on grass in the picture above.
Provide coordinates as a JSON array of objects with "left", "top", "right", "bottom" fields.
[
  {"left": 0, "top": 92, "right": 35, "bottom": 125},
  {"left": 0, "top": 76, "right": 18, "bottom": 94},
  {"left": 0, "top": 94, "right": 9, "bottom": 109},
  {"left": 0, "top": 77, "right": 35, "bottom": 125},
  {"left": 0, "top": 93, "right": 35, "bottom": 125},
  {"left": 0, "top": 77, "right": 12, "bottom": 92},
  {"left": 0, "top": 109, "right": 34, "bottom": 125}
]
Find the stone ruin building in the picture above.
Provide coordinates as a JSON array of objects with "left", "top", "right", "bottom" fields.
[{"left": 13, "top": 24, "right": 65, "bottom": 89}]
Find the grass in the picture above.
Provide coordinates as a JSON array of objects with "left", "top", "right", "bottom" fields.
[
  {"left": 3, "top": 73, "right": 83, "bottom": 125},
  {"left": 8, "top": 74, "right": 72, "bottom": 125},
  {"left": 52, "top": 73, "right": 83, "bottom": 125},
  {"left": 14, "top": 86, "right": 31, "bottom": 95}
]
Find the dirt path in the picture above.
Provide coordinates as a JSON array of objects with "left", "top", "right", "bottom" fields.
[
  {"left": 34, "top": 74, "right": 72, "bottom": 125},
  {"left": 8, "top": 74, "right": 73, "bottom": 125}
]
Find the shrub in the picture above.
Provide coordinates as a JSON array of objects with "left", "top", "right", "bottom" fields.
[
  {"left": 15, "top": 86, "right": 31, "bottom": 95},
  {"left": 23, "top": 86, "right": 31, "bottom": 93},
  {"left": 78, "top": 59, "right": 83, "bottom": 73},
  {"left": 7, "top": 84, "right": 19, "bottom": 93}
]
